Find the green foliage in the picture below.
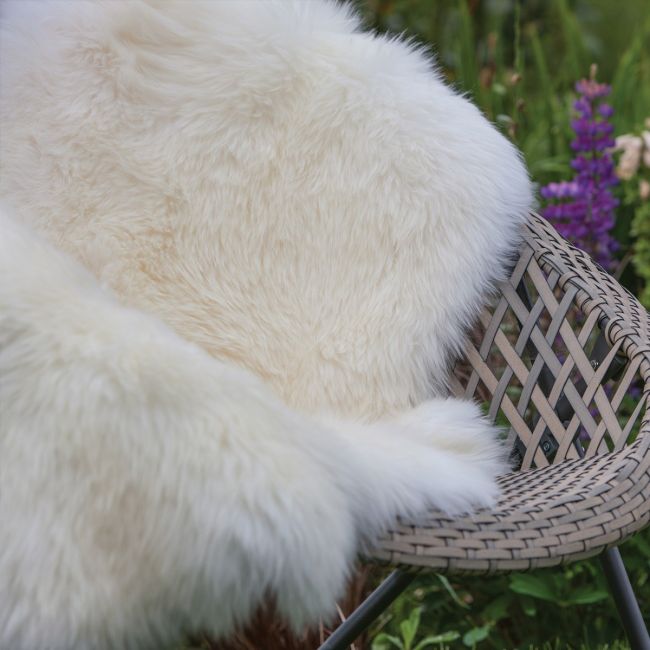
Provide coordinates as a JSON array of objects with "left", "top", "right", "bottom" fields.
[
  {"left": 352, "top": 1, "right": 650, "bottom": 647},
  {"left": 632, "top": 199, "right": 650, "bottom": 306},
  {"left": 368, "top": 536, "right": 650, "bottom": 647},
  {"left": 372, "top": 607, "right": 460, "bottom": 650},
  {"left": 355, "top": 0, "right": 650, "bottom": 182},
  {"left": 509, "top": 573, "right": 609, "bottom": 606},
  {"left": 623, "top": 151, "right": 650, "bottom": 306}
]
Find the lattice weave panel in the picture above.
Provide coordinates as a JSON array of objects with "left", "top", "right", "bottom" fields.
[{"left": 370, "top": 213, "right": 650, "bottom": 574}]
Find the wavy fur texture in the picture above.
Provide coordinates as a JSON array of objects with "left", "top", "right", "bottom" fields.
[{"left": 0, "top": 1, "right": 533, "bottom": 648}]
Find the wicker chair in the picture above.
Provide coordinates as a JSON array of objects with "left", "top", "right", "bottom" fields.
[{"left": 320, "top": 213, "right": 650, "bottom": 649}]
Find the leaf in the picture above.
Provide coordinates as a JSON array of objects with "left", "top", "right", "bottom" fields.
[
  {"left": 462, "top": 625, "right": 491, "bottom": 647},
  {"left": 481, "top": 594, "right": 512, "bottom": 622},
  {"left": 399, "top": 608, "right": 421, "bottom": 650},
  {"left": 509, "top": 574, "right": 558, "bottom": 602},
  {"left": 373, "top": 633, "right": 405, "bottom": 650},
  {"left": 531, "top": 157, "right": 573, "bottom": 174},
  {"left": 565, "top": 585, "right": 609, "bottom": 605},
  {"left": 414, "top": 632, "right": 461, "bottom": 650},
  {"left": 521, "top": 595, "right": 537, "bottom": 617},
  {"left": 436, "top": 574, "right": 470, "bottom": 609}
]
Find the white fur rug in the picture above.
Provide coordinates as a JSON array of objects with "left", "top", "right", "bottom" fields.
[{"left": 0, "top": 1, "right": 533, "bottom": 648}]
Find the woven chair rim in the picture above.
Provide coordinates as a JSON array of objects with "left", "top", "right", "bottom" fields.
[{"left": 367, "top": 212, "right": 650, "bottom": 574}]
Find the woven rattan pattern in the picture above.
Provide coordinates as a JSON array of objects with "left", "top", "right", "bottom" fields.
[{"left": 369, "top": 213, "right": 650, "bottom": 573}]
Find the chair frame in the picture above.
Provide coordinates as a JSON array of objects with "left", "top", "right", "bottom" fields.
[{"left": 319, "top": 213, "right": 650, "bottom": 650}]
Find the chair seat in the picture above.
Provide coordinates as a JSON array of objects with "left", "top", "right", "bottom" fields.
[{"left": 370, "top": 433, "right": 650, "bottom": 573}]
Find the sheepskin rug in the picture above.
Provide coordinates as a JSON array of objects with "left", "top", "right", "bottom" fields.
[{"left": 0, "top": 1, "right": 533, "bottom": 648}]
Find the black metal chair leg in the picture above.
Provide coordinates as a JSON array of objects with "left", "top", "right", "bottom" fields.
[
  {"left": 600, "top": 547, "right": 650, "bottom": 650},
  {"left": 318, "top": 570, "right": 415, "bottom": 650}
]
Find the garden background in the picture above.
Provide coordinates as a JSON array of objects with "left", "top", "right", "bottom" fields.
[{"left": 350, "top": 0, "right": 650, "bottom": 648}]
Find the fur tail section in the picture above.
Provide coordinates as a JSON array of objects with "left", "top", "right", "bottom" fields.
[
  {"left": 0, "top": 210, "right": 504, "bottom": 647},
  {"left": 321, "top": 398, "right": 508, "bottom": 545}
]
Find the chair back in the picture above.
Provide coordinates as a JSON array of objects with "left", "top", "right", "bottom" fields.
[{"left": 451, "top": 213, "right": 650, "bottom": 471}]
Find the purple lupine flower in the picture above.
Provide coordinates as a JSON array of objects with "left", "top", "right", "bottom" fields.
[{"left": 541, "top": 73, "right": 619, "bottom": 269}]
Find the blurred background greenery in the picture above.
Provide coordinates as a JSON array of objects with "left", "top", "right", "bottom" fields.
[
  {"left": 353, "top": 0, "right": 650, "bottom": 172},
  {"left": 355, "top": 0, "right": 650, "bottom": 303},
  {"left": 348, "top": 1, "right": 650, "bottom": 648}
]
